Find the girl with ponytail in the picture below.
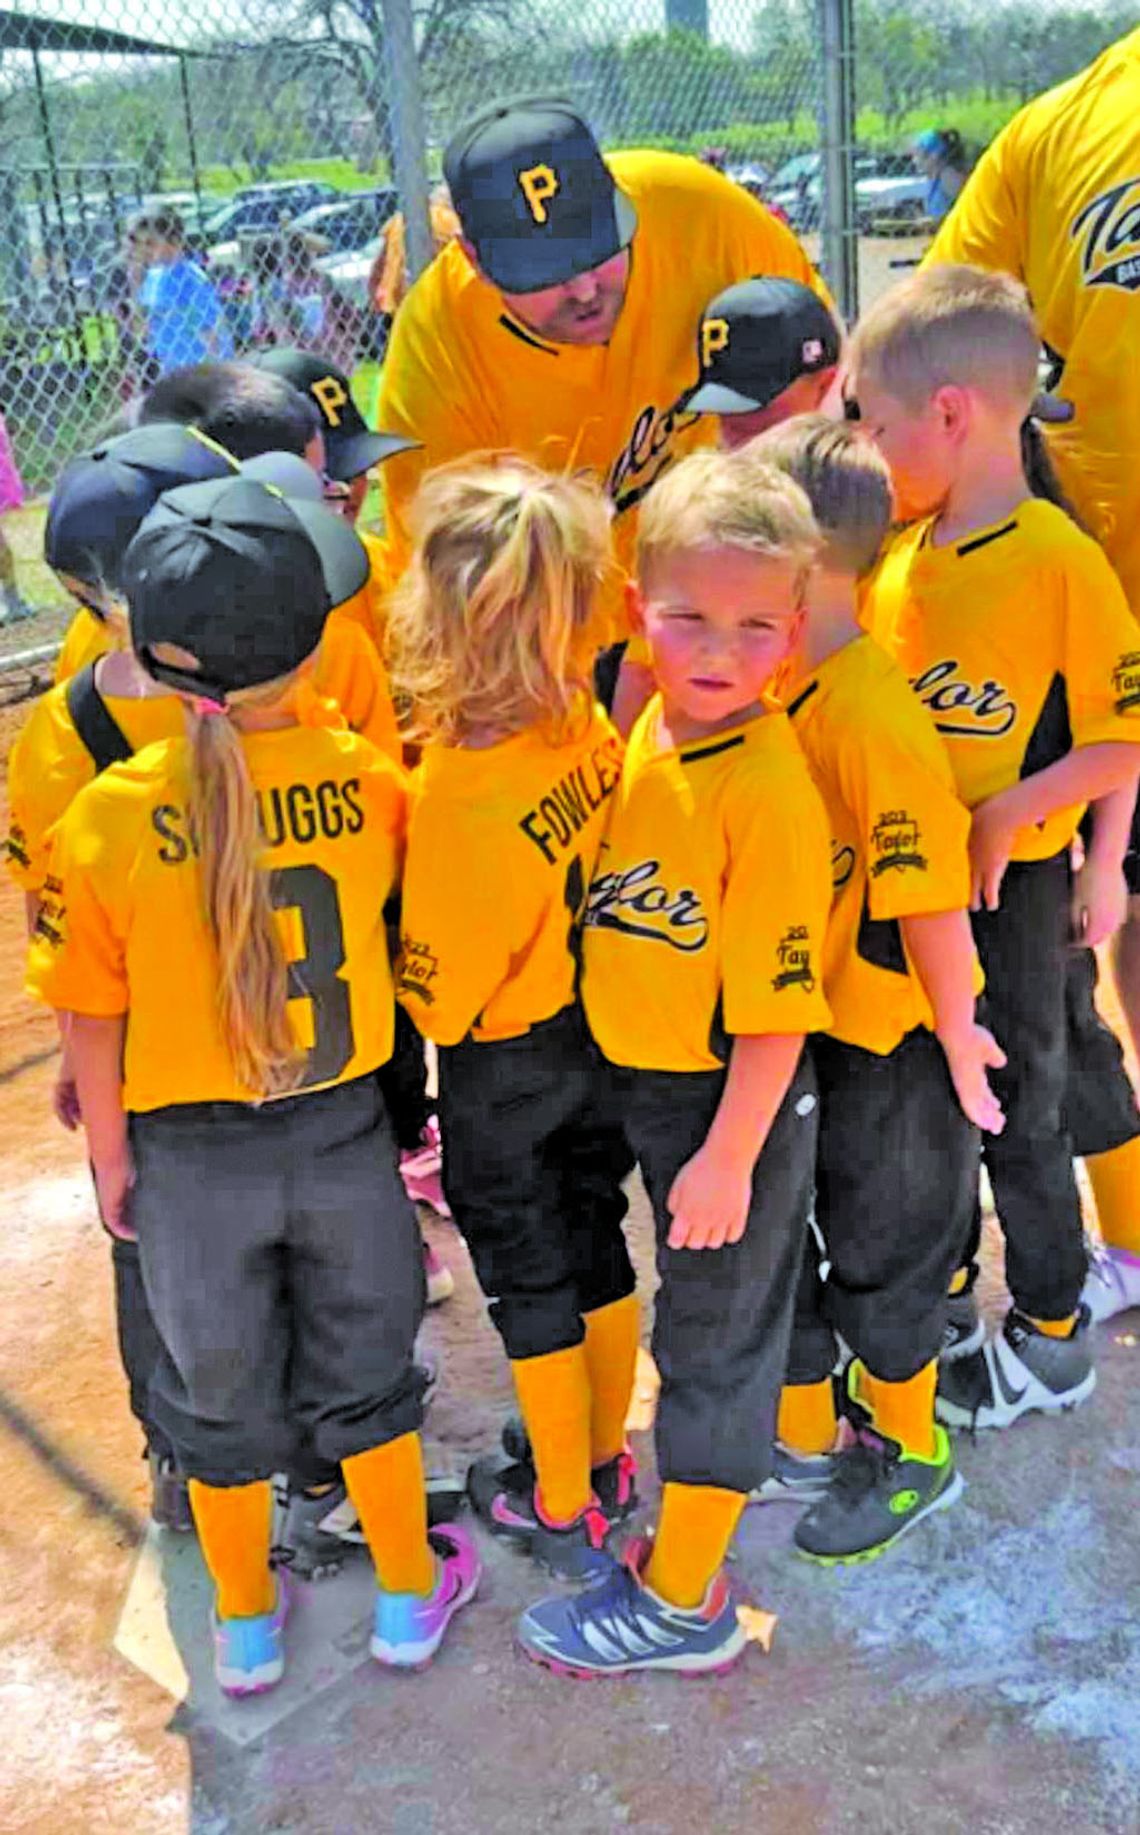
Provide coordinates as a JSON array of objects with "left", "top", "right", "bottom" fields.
[
  {"left": 29, "top": 473, "right": 479, "bottom": 1699},
  {"left": 388, "top": 456, "right": 640, "bottom": 1585}
]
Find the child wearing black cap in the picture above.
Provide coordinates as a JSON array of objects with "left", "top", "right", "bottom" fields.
[
  {"left": 678, "top": 275, "right": 843, "bottom": 451},
  {"left": 7, "top": 422, "right": 239, "bottom": 1533},
  {"left": 27, "top": 475, "right": 480, "bottom": 1698}
]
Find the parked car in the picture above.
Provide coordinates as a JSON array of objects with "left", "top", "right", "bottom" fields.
[
  {"left": 201, "top": 181, "right": 339, "bottom": 250},
  {"left": 767, "top": 151, "right": 928, "bottom": 232},
  {"left": 315, "top": 234, "right": 383, "bottom": 313},
  {"left": 290, "top": 188, "right": 398, "bottom": 257}
]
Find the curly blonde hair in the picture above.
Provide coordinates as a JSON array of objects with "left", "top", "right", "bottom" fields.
[{"left": 387, "top": 456, "right": 614, "bottom": 745}]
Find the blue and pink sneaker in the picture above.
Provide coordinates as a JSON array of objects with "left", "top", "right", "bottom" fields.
[
  {"left": 516, "top": 1538, "right": 748, "bottom": 1680},
  {"left": 371, "top": 1524, "right": 481, "bottom": 1669},
  {"left": 213, "top": 1573, "right": 290, "bottom": 1698}
]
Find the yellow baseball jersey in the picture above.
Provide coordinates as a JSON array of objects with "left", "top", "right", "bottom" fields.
[
  {"left": 6, "top": 683, "right": 181, "bottom": 895},
  {"left": 376, "top": 151, "right": 829, "bottom": 631},
  {"left": 54, "top": 605, "right": 110, "bottom": 683},
  {"left": 7, "top": 616, "right": 401, "bottom": 898},
  {"left": 863, "top": 499, "right": 1140, "bottom": 860},
  {"left": 786, "top": 635, "right": 976, "bottom": 1057},
  {"left": 582, "top": 699, "right": 832, "bottom": 1072},
  {"left": 27, "top": 725, "right": 405, "bottom": 1111},
  {"left": 396, "top": 705, "right": 623, "bottom": 1045},
  {"left": 926, "top": 27, "right": 1140, "bottom": 611}
]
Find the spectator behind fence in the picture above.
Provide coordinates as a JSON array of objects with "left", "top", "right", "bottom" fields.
[
  {"left": 129, "top": 208, "right": 232, "bottom": 377},
  {"left": 254, "top": 232, "right": 365, "bottom": 371},
  {"left": 912, "top": 128, "right": 969, "bottom": 222},
  {"left": 368, "top": 185, "right": 460, "bottom": 315}
]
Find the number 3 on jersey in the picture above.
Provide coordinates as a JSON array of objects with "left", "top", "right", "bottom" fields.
[{"left": 271, "top": 863, "right": 355, "bottom": 1087}]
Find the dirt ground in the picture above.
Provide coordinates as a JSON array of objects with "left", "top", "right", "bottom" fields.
[{"left": 2, "top": 662, "right": 1140, "bottom": 1835}]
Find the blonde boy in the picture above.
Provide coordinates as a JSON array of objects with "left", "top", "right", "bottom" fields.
[
  {"left": 751, "top": 416, "right": 1003, "bottom": 1560},
  {"left": 517, "top": 452, "right": 833, "bottom": 1677},
  {"left": 853, "top": 265, "right": 1140, "bottom": 1428}
]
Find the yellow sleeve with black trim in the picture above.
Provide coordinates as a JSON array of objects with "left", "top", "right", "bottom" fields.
[
  {"left": 718, "top": 746, "right": 833, "bottom": 1039},
  {"left": 53, "top": 607, "right": 111, "bottom": 684},
  {"left": 27, "top": 787, "right": 131, "bottom": 1017},
  {"left": 1060, "top": 532, "right": 1140, "bottom": 746}
]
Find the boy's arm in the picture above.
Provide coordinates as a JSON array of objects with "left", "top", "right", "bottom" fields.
[
  {"left": 899, "top": 909, "right": 1005, "bottom": 1133},
  {"left": 666, "top": 1033, "right": 804, "bottom": 1252},
  {"left": 970, "top": 742, "right": 1140, "bottom": 910},
  {"left": 68, "top": 1011, "right": 133, "bottom": 1238},
  {"left": 1072, "top": 779, "right": 1140, "bottom": 947}
]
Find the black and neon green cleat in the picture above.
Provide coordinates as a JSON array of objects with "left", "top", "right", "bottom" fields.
[{"left": 792, "top": 1425, "right": 963, "bottom": 1566}]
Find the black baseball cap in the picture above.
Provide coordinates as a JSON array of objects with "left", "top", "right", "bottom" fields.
[
  {"left": 680, "top": 278, "right": 841, "bottom": 416},
  {"left": 45, "top": 422, "right": 237, "bottom": 596},
  {"left": 250, "top": 348, "right": 418, "bottom": 482},
  {"left": 123, "top": 475, "right": 370, "bottom": 700},
  {"left": 443, "top": 97, "right": 637, "bottom": 294}
]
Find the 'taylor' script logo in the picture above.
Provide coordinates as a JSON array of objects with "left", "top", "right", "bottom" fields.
[
  {"left": 584, "top": 859, "right": 709, "bottom": 952},
  {"left": 1071, "top": 176, "right": 1140, "bottom": 294},
  {"left": 910, "top": 659, "right": 1017, "bottom": 738}
]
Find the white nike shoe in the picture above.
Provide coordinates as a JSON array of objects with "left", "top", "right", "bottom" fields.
[
  {"left": 1081, "top": 1247, "right": 1140, "bottom": 1324},
  {"left": 936, "top": 1308, "right": 1096, "bottom": 1431}
]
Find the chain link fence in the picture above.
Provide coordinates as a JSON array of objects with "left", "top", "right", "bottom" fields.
[{"left": 0, "top": 0, "right": 1134, "bottom": 655}]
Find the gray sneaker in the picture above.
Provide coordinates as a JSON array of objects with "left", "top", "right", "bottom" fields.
[
  {"left": 277, "top": 1474, "right": 467, "bottom": 1580},
  {"left": 936, "top": 1307, "right": 1096, "bottom": 1431},
  {"left": 941, "top": 1269, "right": 985, "bottom": 1364},
  {"left": 750, "top": 1441, "right": 838, "bottom": 1505},
  {"left": 793, "top": 1426, "right": 962, "bottom": 1564}
]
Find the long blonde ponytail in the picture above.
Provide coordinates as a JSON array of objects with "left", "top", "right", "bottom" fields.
[{"left": 187, "top": 700, "right": 304, "bottom": 1097}]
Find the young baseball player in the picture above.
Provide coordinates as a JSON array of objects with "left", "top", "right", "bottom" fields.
[
  {"left": 749, "top": 416, "right": 1004, "bottom": 1561},
  {"left": 8, "top": 422, "right": 239, "bottom": 1533},
  {"left": 27, "top": 474, "right": 479, "bottom": 1697},
  {"left": 517, "top": 450, "right": 833, "bottom": 1677},
  {"left": 852, "top": 264, "right": 1140, "bottom": 1428},
  {"left": 605, "top": 277, "right": 843, "bottom": 732},
  {"left": 389, "top": 458, "right": 640, "bottom": 1585},
  {"left": 678, "top": 276, "right": 842, "bottom": 450}
]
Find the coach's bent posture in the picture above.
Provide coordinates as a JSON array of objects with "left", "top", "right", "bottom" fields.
[
  {"left": 925, "top": 27, "right": 1140, "bottom": 1321},
  {"left": 375, "top": 97, "right": 829, "bottom": 621}
]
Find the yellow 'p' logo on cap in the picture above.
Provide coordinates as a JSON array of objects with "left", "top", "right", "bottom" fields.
[
  {"left": 311, "top": 375, "right": 349, "bottom": 428},
  {"left": 518, "top": 164, "right": 560, "bottom": 225},
  {"left": 701, "top": 318, "right": 730, "bottom": 370}
]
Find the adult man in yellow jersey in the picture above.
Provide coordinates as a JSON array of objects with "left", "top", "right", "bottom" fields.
[
  {"left": 375, "top": 97, "right": 829, "bottom": 619},
  {"left": 924, "top": 27, "right": 1140, "bottom": 1320}
]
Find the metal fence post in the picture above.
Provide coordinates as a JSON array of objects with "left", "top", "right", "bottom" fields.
[
  {"left": 380, "top": 0, "right": 433, "bottom": 284},
  {"left": 817, "top": 0, "right": 858, "bottom": 324}
]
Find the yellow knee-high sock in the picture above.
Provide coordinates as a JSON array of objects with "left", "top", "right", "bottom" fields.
[
  {"left": 343, "top": 1432, "right": 434, "bottom": 1597},
  {"left": 777, "top": 1378, "right": 838, "bottom": 1456},
  {"left": 1087, "top": 1136, "right": 1140, "bottom": 1256},
  {"left": 188, "top": 1478, "right": 275, "bottom": 1620},
  {"left": 643, "top": 1482, "right": 745, "bottom": 1610},
  {"left": 856, "top": 1362, "right": 938, "bottom": 1460},
  {"left": 582, "top": 1293, "right": 640, "bottom": 1466},
  {"left": 1027, "top": 1312, "right": 1078, "bottom": 1339},
  {"left": 510, "top": 1342, "right": 592, "bottom": 1525}
]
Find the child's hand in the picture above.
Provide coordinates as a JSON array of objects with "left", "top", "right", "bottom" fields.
[
  {"left": 666, "top": 1143, "right": 753, "bottom": 1251},
  {"left": 52, "top": 1071, "right": 81, "bottom": 1131},
  {"left": 93, "top": 1149, "right": 136, "bottom": 1242},
  {"left": 937, "top": 1021, "right": 1006, "bottom": 1134},
  {"left": 1070, "top": 857, "right": 1128, "bottom": 949},
  {"left": 968, "top": 800, "right": 1019, "bottom": 911}
]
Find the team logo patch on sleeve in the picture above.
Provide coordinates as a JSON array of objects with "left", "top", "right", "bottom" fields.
[
  {"left": 870, "top": 810, "right": 927, "bottom": 877},
  {"left": 772, "top": 925, "right": 816, "bottom": 993},
  {"left": 34, "top": 874, "right": 65, "bottom": 949},
  {"left": 397, "top": 935, "right": 439, "bottom": 1007},
  {"left": 1113, "top": 652, "right": 1140, "bottom": 713}
]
